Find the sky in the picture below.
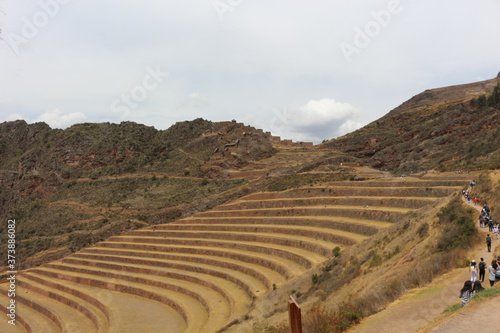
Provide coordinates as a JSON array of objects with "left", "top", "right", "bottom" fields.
[{"left": 0, "top": 0, "right": 499, "bottom": 144}]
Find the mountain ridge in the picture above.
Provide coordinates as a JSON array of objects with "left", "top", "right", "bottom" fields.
[{"left": 323, "top": 77, "right": 500, "bottom": 172}]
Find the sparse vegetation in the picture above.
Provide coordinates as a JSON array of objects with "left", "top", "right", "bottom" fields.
[
  {"left": 267, "top": 172, "right": 354, "bottom": 192},
  {"left": 253, "top": 323, "right": 288, "bottom": 333},
  {"left": 436, "top": 196, "right": 478, "bottom": 251},
  {"left": 326, "top": 79, "right": 500, "bottom": 172},
  {"left": 303, "top": 302, "right": 362, "bottom": 333}
]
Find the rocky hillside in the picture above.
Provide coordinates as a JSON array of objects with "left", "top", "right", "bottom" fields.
[
  {"left": 323, "top": 78, "right": 500, "bottom": 173},
  {"left": 0, "top": 118, "right": 277, "bottom": 184},
  {"left": 0, "top": 119, "right": 326, "bottom": 269}
]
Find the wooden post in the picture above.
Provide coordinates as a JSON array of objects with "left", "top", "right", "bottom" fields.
[{"left": 288, "top": 296, "right": 302, "bottom": 333}]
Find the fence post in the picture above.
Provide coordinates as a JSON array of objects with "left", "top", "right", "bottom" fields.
[{"left": 288, "top": 296, "right": 302, "bottom": 333}]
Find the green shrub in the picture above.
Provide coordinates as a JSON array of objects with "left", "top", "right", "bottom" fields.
[{"left": 436, "top": 197, "right": 478, "bottom": 251}]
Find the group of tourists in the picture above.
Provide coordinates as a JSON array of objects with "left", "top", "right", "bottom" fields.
[
  {"left": 461, "top": 257, "right": 500, "bottom": 307},
  {"left": 478, "top": 202, "right": 492, "bottom": 224},
  {"left": 459, "top": 180, "right": 498, "bottom": 308},
  {"left": 468, "top": 257, "right": 500, "bottom": 285}
]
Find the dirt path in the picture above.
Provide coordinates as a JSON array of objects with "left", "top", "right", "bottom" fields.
[
  {"left": 422, "top": 200, "right": 500, "bottom": 333},
  {"left": 348, "top": 196, "right": 500, "bottom": 333},
  {"left": 425, "top": 296, "right": 500, "bottom": 332}
]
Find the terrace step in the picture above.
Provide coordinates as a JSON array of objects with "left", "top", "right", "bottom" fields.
[
  {"left": 17, "top": 274, "right": 107, "bottom": 332},
  {"left": 57, "top": 257, "right": 236, "bottom": 330},
  {"left": 55, "top": 254, "right": 264, "bottom": 299},
  {"left": 124, "top": 228, "right": 350, "bottom": 252},
  {"left": 103, "top": 236, "right": 318, "bottom": 269},
  {"left": 61, "top": 254, "right": 256, "bottom": 312},
  {"left": 322, "top": 180, "right": 467, "bottom": 187},
  {"left": 29, "top": 265, "right": 207, "bottom": 333},
  {"left": 103, "top": 291, "right": 187, "bottom": 332},
  {"left": 20, "top": 274, "right": 186, "bottom": 333},
  {"left": 75, "top": 248, "right": 286, "bottom": 290},
  {"left": 176, "top": 216, "right": 392, "bottom": 236},
  {"left": 194, "top": 206, "right": 411, "bottom": 223},
  {"left": 71, "top": 252, "right": 256, "bottom": 316},
  {"left": 92, "top": 242, "right": 306, "bottom": 277},
  {"left": 203, "top": 205, "right": 415, "bottom": 213},
  {"left": 0, "top": 281, "right": 95, "bottom": 333},
  {"left": 21, "top": 271, "right": 111, "bottom": 325},
  {"left": 143, "top": 223, "right": 368, "bottom": 244},
  {"left": 0, "top": 288, "right": 56, "bottom": 333},
  {"left": 109, "top": 234, "right": 331, "bottom": 262},
  {"left": 242, "top": 186, "right": 461, "bottom": 199},
  {"left": 217, "top": 196, "right": 440, "bottom": 210}
]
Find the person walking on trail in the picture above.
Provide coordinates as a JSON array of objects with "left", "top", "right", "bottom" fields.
[
  {"left": 478, "top": 258, "right": 487, "bottom": 282},
  {"left": 459, "top": 281, "right": 474, "bottom": 307},
  {"left": 486, "top": 234, "right": 492, "bottom": 252},
  {"left": 484, "top": 204, "right": 491, "bottom": 217},
  {"left": 488, "top": 260, "right": 497, "bottom": 287},
  {"left": 469, "top": 260, "right": 477, "bottom": 282}
]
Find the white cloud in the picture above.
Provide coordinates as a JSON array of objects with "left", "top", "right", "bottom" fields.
[
  {"left": 338, "top": 119, "right": 364, "bottom": 136},
  {"left": 297, "top": 99, "right": 359, "bottom": 124},
  {"left": 35, "top": 109, "right": 87, "bottom": 129},
  {"left": 266, "top": 98, "right": 363, "bottom": 144}
]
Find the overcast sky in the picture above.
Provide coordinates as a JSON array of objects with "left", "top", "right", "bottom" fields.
[{"left": 0, "top": 0, "right": 499, "bottom": 143}]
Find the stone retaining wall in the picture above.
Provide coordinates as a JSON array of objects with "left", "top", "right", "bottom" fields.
[
  {"left": 118, "top": 233, "right": 332, "bottom": 257},
  {"left": 104, "top": 238, "right": 314, "bottom": 269},
  {"left": 18, "top": 278, "right": 99, "bottom": 330},
  {"left": 195, "top": 208, "right": 407, "bottom": 223},
  {"left": 30, "top": 267, "right": 190, "bottom": 325},
  {"left": 23, "top": 272, "right": 111, "bottom": 324},
  {"left": 174, "top": 218, "right": 381, "bottom": 236},
  {"left": 219, "top": 197, "right": 435, "bottom": 210},
  {"left": 14, "top": 293, "right": 64, "bottom": 332},
  {"left": 86, "top": 246, "right": 292, "bottom": 279}
]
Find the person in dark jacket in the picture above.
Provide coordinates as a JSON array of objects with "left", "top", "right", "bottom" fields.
[{"left": 478, "top": 257, "right": 487, "bottom": 282}]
